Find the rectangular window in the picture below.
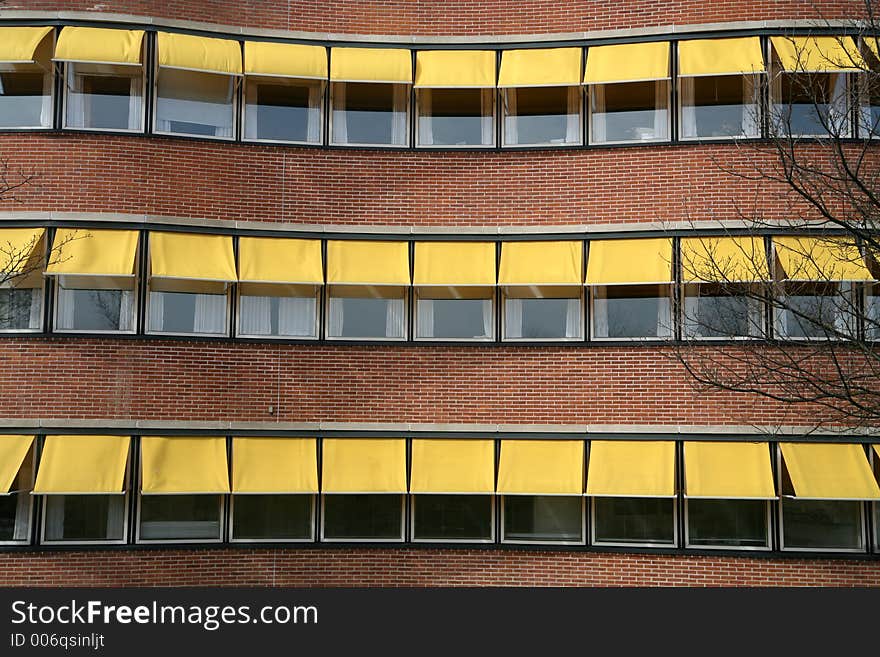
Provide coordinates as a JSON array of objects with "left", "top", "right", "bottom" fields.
[
  {"left": 138, "top": 494, "right": 223, "bottom": 542},
  {"left": 680, "top": 74, "right": 760, "bottom": 139},
  {"left": 55, "top": 278, "right": 136, "bottom": 333},
  {"left": 326, "top": 286, "right": 406, "bottom": 340},
  {"left": 502, "top": 86, "right": 581, "bottom": 146},
  {"left": 42, "top": 494, "right": 127, "bottom": 543},
  {"left": 415, "top": 289, "right": 493, "bottom": 340},
  {"left": 682, "top": 283, "right": 764, "bottom": 338},
  {"left": 592, "top": 497, "right": 676, "bottom": 546},
  {"left": 65, "top": 62, "right": 144, "bottom": 131},
  {"left": 417, "top": 88, "right": 495, "bottom": 147},
  {"left": 244, "top": 76, "right": 323, "bottom": 144},
  {"left": 411, "top": 495, "right": 493, "bottom": 542},
  {"left": 0, "top": 447, "right": 33, "bottom": 544},
  {"left": 590, "top": 80, "right": 669, "bottom": 144},
  {"left": 155, "top": 68, "right": 235, "bottom": 139},
  {"left": 0, "top": 286, "right": 42, "bottom": 332},
  {"left": 237, "top": 284, "right": 319, "bottom": 338},
  {"left": 775, "top": 281, "right": 854, "bottom": 339},
  {"left": 781, "top": 498, "right": 864, "bottom": 550},
  {"left": 503, "top": 288, "right": 582, "bottom": 340},
  {"left": 330, "top": 82, "right": 408, "bottom": 146},
  {"left": 686, "top": 499, "right": 770, "bottom": 548},
  {"left": 501, "top": 495, "right": 584, "bottom": 543},
  {"left": 771, "top": 71, "right": 850, "bottom": 137},
  {"left": 591, "top": 284, "right": 673, "bottom": 339},
  {"left": 0, "top": 60, "right": 53, "bottom": 129},
  {"left": 322, "top": 494, "right": 404, "bottom": 541},
  {"left": 231, "top": 494, "right": 314, "bottom": 541},
  {"left": 148, "top": 287, "right": 229, "bottom": 336}
]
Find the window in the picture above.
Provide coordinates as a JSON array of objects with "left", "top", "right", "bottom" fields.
[
  {"left": 686, "top": 499, "right": 770, "bottom": 548},
  {"left": 244, "top": 77, "right": 323, "bottom": 144},
  {"left": 503, "top": 288, "right": 582, "bottom": 340},
  {"left": 680, "top": 75, "right": 760, "bottom": 139},
  {"left": 331, "top": 82, "right": 408, "bottom": 146},
  {"left": 0, "top": 228, "right": 45, "bottom": 332},
  {"left": 590, "top": 80, "right": 669, "bottom": 144},
  {"left": 412, "top": 495, "right": 493, "bottom": 542},
  {"left": 866, "top": 284, "right": 880, "bottom": 340},
  {"left": 781, "top": 498, "right": 864, "bottom": 550},
  {"left": 327, "top": 286, "right": 406, "bottom": 339},
  {"left": 0, "top": 442, "right": 33, "bottom": 544},
  {"left": 0, "top": 284, "right": 42, "bottom": 332},
  {"left": 683, "top": 283, "right": 764, "bottom": 338},
  {"left": 0, "top": 27, "right": 53, "bottom": 129},
  {"left": 65, "top": 63, "right": 144, "bottom": 131},
  {"left": 592, "top": 497, "right": 677, "bottom": 546},
  {"left": 43, "top": 494, "right": 127, "bottom": 543},
  {"left": 591, "top": 284, "right": 672, "bottom": 339},
  {"left": 417, "top": 88, "right": 494, "bottom": 147},
  {"left": 139, "top": 494, "right": 223, "bottom": 542},
  {"left": 502, "top": 495, "right": 584, "bottom": 543},
  {"left": 55, "top": 284, "right": 135, "bottom": 332},
  {"left": 238, "top": 284, "right": 318, "bottom": 338},
  {"left": 149, "top": 286, "right": 229, "bottom": 335},
  {"left": 416, "top": 290, "right": 493, "bottom": 340},
  {"left": 322, "top": 494, "right": 404, "bottom": 541},
  {"left": 859, "top": 40, "right": 880, "bottom": 138},
  {"left": 231, "top": 494, "right": 314, "bottom": 541},
  {"left": 775, "top": 281, "right": 855, "bottom": 339},
  {"left": 502, "top": 86, "right": 581, "bottom": 146}
]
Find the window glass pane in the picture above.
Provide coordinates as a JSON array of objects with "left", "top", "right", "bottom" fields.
[
  {"left": 503, "top": 495, "right": 583, "bottom": 542},
  {"left": 503, "top": 86, "right": 580, "bottom": 145},
  {"left": 504, "top": 296, "right": 581, "bottom": 339},
  {"left": 328, "top": 295, "right": 405, "bottom": 339},
  {"left": 782, "top": 499, "right": 863, "bottom": 550},
  {"left": 0, "top": 287, "right": 41, "bottom": 330},
  {"left": 593, "top": 497, "right": 675, "bottom": 545},
  {"left": 66, "top": 63, "right": 143, "bottom": 131},
  {"left": 239, "top": 294, "right": 317, "bottom": 337},
  {"left": 43, "top": 494, "right": 126, "bottom": 542},
  {"left": 331, "top": 82, "right": 408, "bottom": 145},
  {"left": 322, "top": 494, "right": 402, "bottom": 540},
  {"left": 861, "top": 67, "right": 880, "bottom": 137},
  {"left": 232, "top": 494, "right": 313, "bottom": 540},
  {"left": 0, "top": 68, "right": 50, "bottom": 128},
  {"left": 0, "top": 448, "right": 32, "bottom": 542},
  {"left": 412, "top": 495, "right": 492, "bottom": 541},
  {"left": 687, "top": 499, "right": 769, "bottom": 547},
  {"left": 777, "top": 283, "right": 846, "bottom": 339},
  {"left": 244, "top": 78, "right": 322, "bottom": 143},
  {"left": 417, "top": 298, "right": 492, "bottom": 339},
  {"left": 772, "top": 72, "right": 848, "bottom": 136},
  {"left": 591, "top": 80, "right": 668, "bottom": 143},
  {"left": 680, "top": 74, "right": 759, "bottom": 139},
  {"left": 56, "top": 288, "right": 132, "bottom": 331},
  {"left": 417, "top": 88, "right": 494, "bottom": 146},
  {"left": 139, "top": 494, "right": 221, "bottom": 541},
  {"left": 592, "top": 285, "right": 671, "bottom": 339},
  {"left": 155, "top": 69, "right": 234, "bottom": 138},
  {"left": 683, "top": 284, "right": 763, "bottom": 338},
  {"left": 149, "top": 290, "right": 227, "bottom": 335},
  {"left": 866, "top": 287, "right": 880, "bottom": 340}
]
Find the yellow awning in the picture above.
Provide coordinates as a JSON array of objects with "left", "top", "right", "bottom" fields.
[
  {"left": 410, "top": 439, "right": 495, "bottom": 494},
  {"left": 681, "top": 236, "right": 769, "bottom": 283},
  {"left": 770, "top": 36, "right": 864, "bottom": 72},
  {"left": 497, "top": 440, "right": 584, "bottom": 495},
  {"left": 326, "top": 240, "right": 410, "bottom": 286},
  {"left": 34, "top": 435, "right": 129, "bottom": 494},
  {"left": 157, "top": 31, "right": 242, "bottom": 75},
  {"left": 415, "top": 50, "right": 496, "bottom": 88},
  {"left": 0, "top": 26, "right": 53, "bottom": 64},
  {"left": 330, "top": 47, "right": 412, "bottom": 83},
  {"left": 780, "top": 443, "right": 880, "bottom": 500},
  {"left": 586, "top": 238, "right": 673, "bottom": 285},
  {"left": 498, "top": 241, "right": 582, "bottom": 286},
  {"left": 586, "top": 440, "right": 676, "bottom": 497},
  {"left": 0, "top": 228, "right": 44, "bottom": 273},
  {"left": 321, "top": 439, "right": 407, "bottom": 493},
  {"left": 414, "top": 242, "right": 495, "bottom": 286},
  {"left": 244, "top": 41, "right": 327, "bottom": 79},
  {"left": 54, "top": 27, "right": 144, "bottom": 65},
  {"left": 498, "top": 47, "right": 582, "bottom": 87},
  {"left": 46, "top": 229, "right": 138, "bottom": 278},
  {"left": 150, "top": 232, "right": 237, "bottom": 283},
  {"left": 238, "top": 237, "right": 323, "bottom": 285},
  {"left": 0, "top": 436, "right": 34, "bottom": 494},
  {"left": 584, "top": 41, "right": 670, "bottom": 84},
  {"left": 678, "top": 37, "right": 765, "bottom": 77},
  {"left": 684, "top": 442, "right": 776, "bottom": 499},
  {"left": 774, "top": 236, "right": 872, "bottom": 281},
  {"left": 141, "top": 436, "right": 229, "bottom": 494},
  {"left": 232, "top": 437, "right": 318, "bottom": 494}
]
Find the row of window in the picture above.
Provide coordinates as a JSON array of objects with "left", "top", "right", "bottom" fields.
[
  {"left": 2, "top": 26, "right": 879, "bottom": 146},
  {"left": 2, "top": 227, "right": 878, "bottom": 341},
  {"left": 1, "top": 436, "right": 878, "bottom": 553}
]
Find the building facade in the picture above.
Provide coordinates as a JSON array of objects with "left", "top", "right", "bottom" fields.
[{"left": 0, "top": 0, "right": 879, "bottom": 586}]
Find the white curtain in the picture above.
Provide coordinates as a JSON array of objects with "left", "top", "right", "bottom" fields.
[
  {"left": 481, "top": 298, "right": 493, "bottom": 338},
  {"left": 331, "top": 82, "right": 347, "bottom": 143},
  {"left": 565, "top": 297, "right": 581, "bottom": 338},
  {"left": 156, "top": 69, "right": 234, "bottom": 137},
  {"left": 307, "top": 83, "right": 323, "bottom": 142},
  {"left": 127, "top": 75, "right": 141, "bottom": 130},
  {"left": 328, "top": 296, "right": 344, "bottom": 337},
  {"left": 593, "top": 292, "right": 609, "bottom": 338},
  {"left": 279, "top": 296, "right": 315, "bottom": 336},
  {"left": 55, "top": 286, "right": 75, "bottom": 329},
  {"left": 118, "top": 289, "right": 133, "bottom": 331},
  {"left": 28, "top": 288, "right": 42, "bottom": 329},
  {"left": 742, "top": 74, "right": 760, "bottom": 137},
  {"left": 504, "top": 88, "right": 518, "bottom": 145},
  {"left": 683, "top": 293, "right": 699, "bottom": 337},
  {"left": 656, "top": 294, "right": 671, "bottom": 337},
  {"left": 44, "top": 496, "right": 64, "bottom": 539},
  {"left": 591, "top": 85, "right": 606, "bottom": 142},
  {"left": 417, "top": 298, "right": 434, "bottom": 338},
  {"left": 239, "top": 295, "right": 271, "bottom": 335},
  {"left": 653, "top": 80, "right": 667, "bottom": 139},
  {"left": 418, "top": 88, "right": 433, "bottom": 145},
  {"left": 747, "top": 295, "right": 765, "bottom": 337},
  {"left": 148, "top": 291, "right": 164, "bottom": 332},
  {"left": 12, "top": 491, "right": 30, "bottom": 540},
  {"left": 65, "top": 65, "right": 85, "bottom": 128},
  {"left": 392, "top": 83, "right": 408, "bottom": 145},
  {"left": 565, "top": 86, "right": 580, "bottom": 143},
  {"left": 831, "top": 73, "right": 849, "bottom": 135},
  {"left": 680, "top": 76, "right": 697, "bottom": 138},
  {"left": 385, "top": 298, "right": 405, "bottom": 338},
  {"left": 506, "top": 297, "right": 523, "bottom": 338},
  {"left": 193, "top": 293, "right": 226, "bottom": 334},
  {"left": 106, "top": 495, "right": 124, "bottom": 538},
  {"left": 480, "top": 88, "right": 494, "bottom": 145},
  {"left": 40, "top": 69, "right": 53, "bottom": 128}
]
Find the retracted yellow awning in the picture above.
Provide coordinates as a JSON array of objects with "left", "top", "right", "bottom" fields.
[
  {"left": 584, "top": 41, "right": 670, "bottom": 84},
  {"left": 780, "top": 443, "right": 880, "bottom": 500},
  {"left": 774, "top": 236, "right": 872, "bottom": 281},
  {"left": 141, "top": 436, "right": 229, "bottom": 494},
  {"left": 770, "top": 36, "right": 864, "bottom": 72},
  {"left": 54, "top": 27, "right": 144, "bottom": 65},
  {"left": 681, "top": 236, "right": 769, "bottom": 283},
  {"left": 330, "top": 47, "right": 412, "bottom": 83},
  {"left": 232, "top": 437, "right": 318, "bottom": 494},
  {"left": 0, "top": 228, "right": 44, "bottom": 273},
  {"left": 415, "top": 50, "right": 496, "bottom": 88},
  {"left": 238, "top": 237, "right": 323, "bottom": 285},
  {"left": 498, "top": 48, "right": 582, "bottom": 87},
  {"left": 586, "top": 440, "right": 676, "bottom": 497},
  {"left": 0, "top": 26, "right": 53, "bottom": 64},
  {"left": 410, "top": 439, "right": 495, "bottom": 494},
  {"left": 321, "top": 439, "right": 407, "bottom": 493},
  {"left": 684, "top": 442, "right": 776, "bottom": 499},
  {"left": 586, "top": 238, "right": 673, "bottom": 285},
  {"left": 244, "top": 41, "right": 327, "bottom": 79},
  {"left": 150, "top": 232, "right": 237, "bottom": 283},
  {"left": 34, "top": 435, "right": 130, "bottom": 494},
  {"left": 414, "top": 242, "right": 496, "bottom": 287},
  {"left": 0, "top": 436, "right": 34, "bottom": 494},
  {"left": 157, "top": 31, "right": 242, "bottom": 75},
  {"left": 46, "top": 229, "right": 138, "bottom": 278},
  {"left": 497, "top": 440, "right": 584, "bottom": 495},
  {"left": 498, "top": 241, "right": 582, "bottom": 286},
  {"left": 326, "top": 240, "right": 410, "bottom": 286},
  {"left": 678, "top": 37, "right": 765, "bottom": 77}
]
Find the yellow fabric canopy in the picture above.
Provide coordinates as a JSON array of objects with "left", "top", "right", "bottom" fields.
[
  {"left": 410, "top": 439, "right": 495, "bottom": 494},
  {"left": 0, "top": 26, "right": 53, "bottom": 63},
  {"left": 150, "top": 232, "right": 237, "bottom": 282},
  {"left": 586, "top": 440, "right": 676, "bottom": 497},
  {"left": 330, "top": 47, "right": 412, "bottom": 83},
  {"left": 780, "top": 443, "right": 880, "bottom": 500},
  {"left": 684, "top": 441, "right": 776, "bottom": 499},
  {"left": 46, "top": 229, "right": 138, "bottom": 277},
  {"left": 141, "top": 436, "right": 229, "bottom": 494},
  {"left": 415, "top": 50, "right": 496, "bottom": 88},
  {"left": 326, "top": 240, "right": 410, "bottom": 286},
  {"left": 321, "top": 439, "right": 407, "bottom": 493},
  {"left": 232, "top": 437, "right": 318, "bottom": 494},
  {"left": 244, "top": 41, "right": 327, "bottom": 79},
  {"left": 770, "top": 36, "right": 864, "bottom": 72},
  {"left": 0, "top": 436, "right": 34, "bottom": 494},
  {"left": 678, "top": 37, "right": 765, "bottom": 77},
  {"left": 34, "top": 435, "right": 130, "bottom": 494},
  {"left": 54, "top": 27, "right": 144, "bottom": 65},
  {"left": 498, "top": 48, "right": 582, "bottom": 87},
  {"left": 584, "top": 41, "right": 669, "bottom": 84},
  {"left": 586, "top": 238, "right": 673, "bottom": 285},
  {"left": 157, "top": 31, "right": 242, "bottom": 75},
  {"left": 774, "top": 236, "right": 872, "bottom": 281},
  {"left": 498, "top": 241, "right": 583, "bottom": 286},
  {"left": 238, "top": 237, "right": 323, "bottom": 285},
  {"left": 414, "top": 242, "right": 496, "bottom": 286},
  {"left": 497, "top": 440, "right": 584, "bottom": 495},
  {"left": 0, "top": 228, "right": 44, "bottom": 273},
  {"left": 680, "top": 236, "right": 769, "bottom": 283}
]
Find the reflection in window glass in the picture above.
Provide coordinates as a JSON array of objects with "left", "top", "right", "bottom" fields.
[
  {"left": 781, "top": 499, "right": 863, "bottom": 550},
  {"left": 504, "top": 295, "right": 581, "bottom": 340},
  {"left": 148, "top": 290, "right": 228, "bottom": 336},
  {"left": 593, "top": 497, "right": 675, "bottom": 545},
  {"left": 155, "top": 69, "right": 235, "bottom": 138},
  {"left": 323, "top": 494, "right": 402, "bottom": 540},
  {"left": 503, "top": 496, "right": 583, "bottom": 542},
  {"left": 232, "top": 495, "right": 313, "bottom": 540},
  {"left": 590, "top": 80, "right": 669, "bottom": 143},
  {"left": 416, "top": 296, "right": 493, "bottom": 340},
  {"left": 417, "top": 88, "right": 494, "bottom": 146},
  {"left": 412, "top": 495, "right": 492, "bottom": 541},
  {"left": 327, "top": 290, "right": 405, "bottom": 339},
  {"left": 43, "top": 495, "right": 126, "bottom": 542},
  {"left": 66, "top": 62, "right": 143, "bottom": 131},
  {"left": 687, "top": 499, "right": 769, "bottom": 548},
  {"left": 56, "top": 287, "right": 134, "bottom": 332},
  {"left": 238, "top": 284, "right": 317, "bottom": 338},
  {"left": 331, "top": 82, "right": 408, "bottom": 146},
  {"left": 0, "top": 448, "right": 33, "bottom": 542},
  {"left": 771, "top": 72, "right": 849, "bottom": 137},
  {"left": 683, "top": 284, "right": 764, "bottom": 338},
  {"left": 592, "top": 285, "right": 672, "bottom": 339},
  {"left": 244, "top": 77, "right": 322, "bottom": 143},
  {"left": 502, "top": 86, "right": 581, "bottom": 146},
  {"left": 0, "top": 287, "right": 42, "bottom": 331},
  {"left": 680, "top": 74, "right": 760, "bottom": 139},
  {"left": 776, "top": 282, "right": 850, "bottom": 339},
  {"left": 139, "top": 495, "right": 222, "bottom": 541}
]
